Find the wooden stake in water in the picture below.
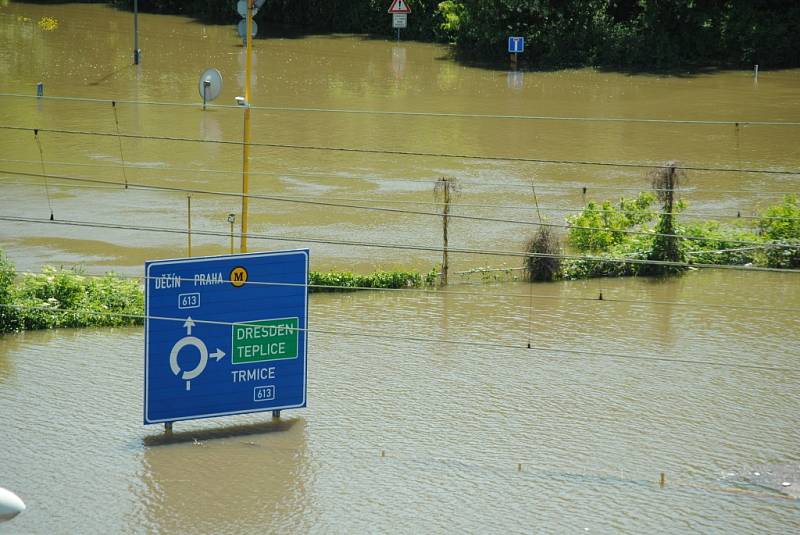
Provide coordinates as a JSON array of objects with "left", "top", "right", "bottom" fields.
[{"left": 434, "top": 177, "right": 458, "bottom": 286}]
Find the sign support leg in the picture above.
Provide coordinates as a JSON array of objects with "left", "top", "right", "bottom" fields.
[
  {"left": 272, "top": 410, "right": 281, "bottom": 419},
  {"left": 164, "top": 422, "right": 173, "bottom": 433}
]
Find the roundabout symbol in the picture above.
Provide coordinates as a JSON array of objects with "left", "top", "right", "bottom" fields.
[{"left": 170, "top": 317, "right": 226, "bottom": 391}]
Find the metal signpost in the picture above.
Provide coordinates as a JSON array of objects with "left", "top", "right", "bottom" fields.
[
  {"left": 388, "top": 0, "right": 411, "bottom": 41},
  {"left": 144, "top": 250, "right": 309, "bottom": 427}
]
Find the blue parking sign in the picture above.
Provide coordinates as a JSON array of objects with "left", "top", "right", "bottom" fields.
[{"left": 144, "top": 249, "right": 309, "bottom": 424}]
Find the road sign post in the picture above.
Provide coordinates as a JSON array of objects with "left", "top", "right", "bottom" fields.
[
  {"left": 508, "top": 36, "right": 524, "bottom": 69},
  {"left": 388, "top": 0, "right": 411, "bottom": 41},
  {"left": 144, "top": 250, "right": 309, "bottom": 426}
]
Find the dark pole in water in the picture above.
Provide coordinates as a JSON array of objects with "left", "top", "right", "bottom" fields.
[{"left": 133, "top": 0, "right": 140, "bottom": 65}]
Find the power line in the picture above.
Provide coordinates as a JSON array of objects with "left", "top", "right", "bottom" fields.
[
  {"left": 2, "top": 303, "right": 797, "bottom": 374},
  {"left": 3, "top": 169, "right": 797, "bottom": 248},
  {"left": 8, "top": 266, "right": 794, "bottom": 314},
  {"left": 3, "top": 214, "right": 799, "bottom": 274},
  {"left": 2, "top": 174, "right": 794, "bottom": 221},
  {"left": 3, "top": 92, "right": 800, "bottom": 127},
  {"left": 2, "top": 157, "right": 797, "bottom": 197},
  {"left": 1, "top": 124, "right": 798, "bottom": 176}
]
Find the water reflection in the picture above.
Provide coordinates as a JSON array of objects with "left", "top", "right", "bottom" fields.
[{"left": 140, "top": 417, "right": 312, "bottom": 533}]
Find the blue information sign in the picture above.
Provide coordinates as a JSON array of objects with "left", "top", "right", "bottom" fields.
[
  {"left": 144, "top": 250, "right": 308, "bottom": 424},
  {"left": 508, "top": 36, "right": 525, "bottom": 54}
]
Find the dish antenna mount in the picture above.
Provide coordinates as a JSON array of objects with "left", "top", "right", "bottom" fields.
[{"left": 198, "top": 68, "right": 223, "bottom": 110}]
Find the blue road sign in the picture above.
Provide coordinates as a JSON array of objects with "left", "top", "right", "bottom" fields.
[
  {"left": 508, "top": 36, "right": 525, "bottom": 54},
  {"left": 144, "top": 250, "right": 308, "bottom": 424}
]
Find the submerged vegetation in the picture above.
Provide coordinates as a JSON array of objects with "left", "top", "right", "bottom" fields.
[
  {"left": 1, "top": 175, "right": 798, "bottom": 333},
  {"left": 0, "top": 255, "right": 143, "bottom": 334},
  {"left": 0, "top": 253, "right": 438, "bottom": 334},
  {"left": 554, "top": 192, "right": 800, "bottom": 281}
]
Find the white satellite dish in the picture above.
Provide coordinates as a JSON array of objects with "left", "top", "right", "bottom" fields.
[
  {"left": 198, "top": 68, "right": 223, "bottom": 109},
  {"left": 0, "top": 487, "right": 25, "bottom": 523},
  {"left": 237, "top": 18, "right": 258, "bottom": 39}
]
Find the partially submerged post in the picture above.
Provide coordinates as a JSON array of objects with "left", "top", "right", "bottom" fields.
[
  {"left": 434, "top": 177, "right": 459, "bottom": 286},
  {"left": 644, "top": 161, "right": 687, "bottom": 275}
]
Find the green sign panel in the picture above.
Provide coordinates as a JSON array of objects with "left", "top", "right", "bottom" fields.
[{"left": 231, "top": 317, "right": 299, "bottom": 364}]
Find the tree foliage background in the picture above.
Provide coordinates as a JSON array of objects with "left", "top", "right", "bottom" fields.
[{"left": 76, "top": 1, "right": 800, "bottom": 68}]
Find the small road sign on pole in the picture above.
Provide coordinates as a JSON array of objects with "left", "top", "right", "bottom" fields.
[
  {"left": 392, "top": 13, "right": 407, "bottom": 28},
  {"left": 508, "top": 36, "right": 525, "bottom": 54},
  {"left": 388, "top": 0, "right": 411, "bottom": 14},
  {"left": 144, "top": 249, "right": 309, "bottom": 425}
]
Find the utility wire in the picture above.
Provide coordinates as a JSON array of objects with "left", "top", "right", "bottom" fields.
[
  {"left": 2, "top": 92, "right": 800, "bottom": 127},
  {"left": 1, "top": 302, "right": 797, "bottom": 374},
  {"left": 111, "top": 101, "right": 129, "bottom": 189},
  {"left": 11, "top": 268, "right": 800, "bottom": 314},
  {"left": 2, "top": 157, "right": 797, "bottom": 198},
  {"left": 2, "top": 172, "right": 796, "bottom": 221},
  {"left": 1, "top": 125, "right": 798, "bottom": 176},
  {"left": 1, "top": 170, "right": 797, "bottom": 249},
  {"left": 3, "top": 214, "right": 799, "bottom": 274},
  {"left": 32, "top": 130, "right": 54, "bottom": 220}
]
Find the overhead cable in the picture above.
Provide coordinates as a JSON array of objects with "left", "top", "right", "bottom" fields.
[
  {"left": 2, "top": 92, "right": 799, "bottom": 126},
  {"left": 2, "top": 157, "right": 797, "bottom": 197},
  {"left": 2, "top": 169, "right": 796, "bottom": 249},
  {"left": 1, "top": 303, "right": 797, "bottom": 374},
  {"left": 3, "top": 214, "right": 799, "bottom": 274},
  {"left": 1, "top": 125, "right": 798, "bottom": 176}
]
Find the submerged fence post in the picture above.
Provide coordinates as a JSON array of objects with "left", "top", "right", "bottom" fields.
[
  {"left": 434, "top": 177, "right": 458, "bottom": 286},
  {"left": 228, "top": 213, "right": 236, "bottom": 254},
  {"left": 36, "top": 82, "right": 43, "bottom": 97}
]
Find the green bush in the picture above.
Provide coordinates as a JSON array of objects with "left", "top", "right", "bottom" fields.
[
  {"left": 759, "top": 195, "right": 800, "bottom": 241},
  {"left": 567, "top": 192, "right": 655, "bottom": 252},
  {"left": 0, "top": 251, "right": 19, "bottom": 332},
  {"left": 1, "top": 265, "right": 144, "bottom": 333},
  {"left": 309, "top": 269, "right": 432, "bottom": 292}
]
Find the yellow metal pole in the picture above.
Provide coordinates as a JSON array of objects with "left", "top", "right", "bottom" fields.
[
  {"left": 240, "top": 0, "right": 254, "bottom": 253},
  {"left": 187, "top": 195, "right": 192, "bottom": 257}
]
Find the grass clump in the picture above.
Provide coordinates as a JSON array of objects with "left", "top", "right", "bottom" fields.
[{"left": 523, "top": 226, "right": 561, "bottom": 282}]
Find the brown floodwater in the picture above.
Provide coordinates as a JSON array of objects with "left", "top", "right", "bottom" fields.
[{"left": 1, "top": 2, "right": 799, "bottom": 533}]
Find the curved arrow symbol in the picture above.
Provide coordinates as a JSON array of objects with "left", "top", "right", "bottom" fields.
[{"left": 170, "top": 336, "right": 208, "bottom": 391}]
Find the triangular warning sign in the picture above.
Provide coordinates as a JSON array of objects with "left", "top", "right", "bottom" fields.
[{"left": 388, "top": 0, "right": 411, "bottom": 14}]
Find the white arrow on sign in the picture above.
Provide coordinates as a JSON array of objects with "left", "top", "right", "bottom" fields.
[
  {"left": 183, "top": 316, "right": 196, "bottom": 335},
  {"left": 211, "top": 348, "right": 226, "bottom": 362}
]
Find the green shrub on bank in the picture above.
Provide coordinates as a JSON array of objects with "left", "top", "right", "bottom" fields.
[
  {"left": 759, "top": 195, "right": 800, "bottom": 241},
  {"left": 0, "top": 251, "right": 16, "bottom": 331},
  {"left": 557, "top": 193, "right": 800, "bottom": 279},
  {"left": 567, "top": 192, "right": 656, "bottom": 252},
  {"left": 309, "top": 268, "right": 437, "bottom": 292},
  {"left": 2, "top": 266, "right": 144, "bottom": 333}
]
